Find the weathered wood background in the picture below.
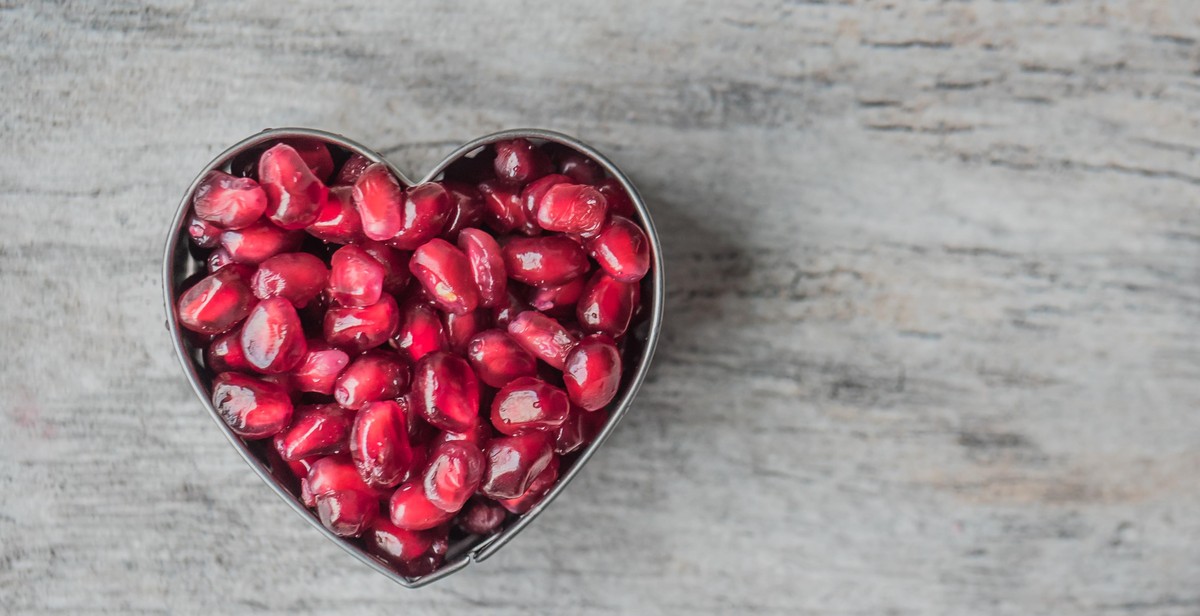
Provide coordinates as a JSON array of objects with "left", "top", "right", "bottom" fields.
[{"left": 3, "top": 1, "right": 1199, "bottom": 614}]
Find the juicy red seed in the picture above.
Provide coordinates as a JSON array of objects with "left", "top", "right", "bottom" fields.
[
  {"left": 360, "top": 241, "right": 411, "bottom": 295},
  {"left": 413, "top": 351, "right": 480, "bottom": 433},
  {"left": 555, "top": 405, "right": 608, "bottom": 454},
  {"left": 352, "top": 163, "right": 406, "bottom": 241},
  {"left": 219, "top": 219, "right": 304, "bottom": 264},
  {"left": 477, "top": 179, "right": 526, "bottom": 234},
  {"left": 251, "top": 252, "right": 329, "bottom": 308},
  {"left": 480, "top": 432, "right": 554, "bottom": 500},
  {"left": 328, "top": 244, "right": 385, "bottom": 307},
  {"left": 502, "top": 236, "right": 590, "bottom": 286},
  {"left": 389, "top": 482, "right": 456, "bottom": 531},
  {"left": 259, "top": 144, "right": 329, "bottom": 230},
  {"left": 577, "top": 270, "right": 637, "bottom": 337},
  {"left": 498, "top": 454, "right": 560, "bottom": 514},
  {"left": 457, "top": 228, "right": 507, "bottom": 309},
  {"left": 507, "top": 311, "right": 578, "bottom": 370},
  {"left": 206, "top": 247, "right": 234, "bottom": 273},
  {"left": 491, "top": 377, "right": 570, "bottom": 435},
  {"left": 335, "top": 153, "right": 373, "bottom": 186},
  {"left": 323, "top": 295, "right": 400, "bottom": 352},
  {"left": 206, "top": 329, "right": 252, "bottom": 372},
  {"left": 491, "top": 289, "right": 527, "bottom": 328},
  {"left": 292, "top": 344, "right": 350, "bottom": 394},
  {"left": 527, "top": 277, "right": 586, "bottom": 317},
  {"left": 428, "top": 420, "right": 491, "bottom": 449},
  {"left": 211, "top": 372, "right": 294, "bottom": 439},
  {"left": 409, "top": 238, "right": 480, "bottom": 315},
  {"left": 563, "top": 334, "right": 622, "bottom": 411},
  {"left": 536, "top": 184, "right": 608, "bottom": 237},
  {"left": 272, "top": 404, "right": 353, "bottom": 461},
  {"left": 440, "top": 181, "right": 486, "bottom": 239},
  {"left": 193, "top": 170, "right": 269, "bottom": 230},
  {"left": 283, "top": 139, "right": 335, "bottom": 182},
  {"left": 422, "top": 441, "right": 485, "bottom": 512},
  {"left": 443, "top": 309, "right": 489, "bottom": 354},
  {"left": 177, "top": 264, "right": 255, "bottom": 335},
  {"left": 391, "top": 299, "right": 447, "bottom": 362},
  {"left": 306, "top": 186, "right": 365, "bottom": 244},
  {"left": 188, "top": 214, "right": 222, "bottom": 249},
  {"left": 365, "top": 517, "right": 439, "bottom": 564},
  {"left": 466, "top": 329, "right": 538, "bottom": 388},
  {"left": 306, "top": 456, "right": 380, "bottom": 537},
  {"left": 556, "top": 151, "right": 604, "bottom": 185},
  {"left": 493, "top": 138, "right": 553, "bottom": 184},
  {"left": 587, "top": 215, "right": 651, "bottom": 282},
  {"left": 395, "top": 540, "right": 449, "bottom": 577},
  {"left": 519, "top": 173, "right": 572, "bottom": 229},
  {"left": 398, "top": 394, "right": 436, "bottom": 446},
  {"left": 334, "top": 351, "right": 410, "bottom": 410},
  {"left": 351, "top": 400, "right": 415, "bottom": 489},
  {"left": 595, "top": 177, "right": 637, "bottom": 218},
  {"left": 389, "top": 182, "right": 451, "bottom": 250},
  {"left": 458, "top": 498, "right": 508, "bottom": 535},
  {"left": 240, "top": 297, "right": 308, "bottom": 374}
]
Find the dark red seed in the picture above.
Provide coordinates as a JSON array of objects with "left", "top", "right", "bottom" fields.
[
  {"left": 390, "top": 299, "right": 447, "bottom": 362},
  {"left": 394, "top": 530, "right": 449, "bottom": 578},
  {"left": 491, "top": 289, "right": 527, "bottom": 329},
  {"left": 577, "top": 271, "right": 638, "bottom": 337},
  {"left": 428, "top": 420, "right": 491, "bottom": 450},
  {"left": 554, "top": 405, "right": 608, "bottom": 454},
  {"left": 563, "top": 334, "right": 622, "bottom": 411},
  {"left": 466, "top": 329, "right": 538, "bottom": 388},
  {"left": 272, "top": 403, "right": 353, "bottom": 461},
  {"left": 211, "top": 372, "right": 294, "bottom": 439},
  {"left": 519, "top": 173, "right": 572, "bottom": 230},
  {"left": 456, "top": 228, "right": 507, "bottom": 309},
  {"left": 409, "top": 238, "right": 479, "bottom": 315},
  {"left": 413, "top": 351, "right": 480, "bottom": 433},
  {"left": 334, "top": 351, "right": 410, "bottom": 410},
  {"left": 335, "top": 153, "right": 373, "bottom": 186},
  {"left": 323, "top": 295, "right": 400, "bottom": 352},
  {"left": 498, "top": 454, "right": 560, "bottom": 514},
  {"left": 353, "top": 163, "right": 406, "bottom": 241},
  {"left": 398, "top": 394, "right": 436, "bottom": 446},
  {"left": 259, "top": 144, "right": 328, "bottom": 230},
  {"left": 351, "top": 400, "right": 415, "bottom": 489},
  {"left": 240, "top": 297, "right": 308, "bottom": 374},
  {"left": 251, "top": 252, "right": 329, "bottom": 308},
  {"left": 188, "top": 214, "right": 221, "bottom": 249},
  {"left": 306, "top": 186, "right": 365, "bottom": 244},
  {"left": 303, "top": 455, "right": 380, "bottom": 506},
  {"left": 588, "top": 215, "right": 651, "bottom": 282},
  {"left": 389, "top": 182, "right": 451, "bottom": 250},
  {"left": 389, "top": 482, "right": 456, "bottom": 531},
  {"left": 193, "top": 170, "right": 269, "bottom": 229},
  {"left": 476, "top": 179, "right": 526, "bottom": 234},
  {"left": 595, "top": 177, "right": 637, "bottom": 218},
  {"left": 360, "top": 241, "right": 411, "bottom": 295},
  {"left": 491, "top": 377, "right": 570, "bottom": 435},
  {"left": 502, "top": 236, "right": 590, "bottom": 287},
  {"left": 291, "top": 341, "right": 350, "bottom": 395},
  {"left": 365, "top": 517, "right": 440, "bottom": 565},
  {"left": 305, "top": 456, "right": 379, "bottom": 537},
  {"left": 443, "top": 310, "right": 489, "bottom": 354},
  {"left": 457, "top": 498, "right": 507, "bottom": 535},
  {"left": 259, "top": 372, "right": 295, "bottom": 393},
  {"left": 440, "top": 181, "right": 487, "bottom": 240},
  {"left": 177, "top": 264, "right": 255, "bottom": 335},
  {"left": 507, "top": 311, "right": 578, "bottom": 370},
  {"left": 536, "top": 184, "right": 608, "bottom": 237},
  {"left": 493, "top": 138, "right": 553, "bottom": 184},
  {"left": 422, "top": 441, "right": 485, "bottom": 512},
  {"left": 527, "top": 277, "right": 586, "bottom": 318},
  {"left": 328, "top": 245, "right": 385, "bottom": 307},
  {"left": 206, "top": 247, "right": 234, "bottom": 273},
  {"left": 206, "top": 329, "right": 252, "bottom": 373},
  {"left": 283, "top": 139, "right": 335, "bottom": 182},
  {"left": 480, "top": 432, "right": 554, "bottom": 500},
  {"left": 556, "top": 151, "right": 604, "bottom": 185},
  {"left": 219, "top": 219, "right": 304, "bottom": 265}
]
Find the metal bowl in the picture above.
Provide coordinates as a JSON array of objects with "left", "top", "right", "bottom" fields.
[{"left": 162, "top": 127, "right": 664, "bottom": 588}]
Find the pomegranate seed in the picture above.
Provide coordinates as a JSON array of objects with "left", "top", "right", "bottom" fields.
[
  {"left": 536, "top": 184, "right": 608, "bottom": 237},
  {"left": 491, "top": 377, "right": 570, "bottom": 435},
  {"left": 389, "top": 482, "right": 456, "bottom": 530},
  {"left": 507, "top": 311, "right": 578, "bottom": 370},
  {"left": 519, "top": 173, "right": 571, "bottom": 231},
  {"left": 351, "top": 400, "right": 415, "bottom": 489},
  {"left": 466, "top": 329, "right": 538, "bottom": 388},
  {"left": 422, "top": 441, "right": 485, "bottom": 512},
  {"left": 498, "top": 454, "right": 560, "bottom": 514},
  {"left": 211, "top": 372, "right": 294, "bottom": 439},
  {"left": 259, "top": 371, "right": 295, "bottom": 393},
  {"left": 555, "top": 151, "right": 603, "bottom": 185},
  {"left": 456, "top": 228, "right": 507, "bottom": 309},
  {"left": 292, "top": 342, "right": 350, "bottom": 394},
  {"left": 491, "top": 289, "right": 527, "bottom": 328},
  {"left": 480, "top": 432, "right": 554, "bottom": 499},
  {"left": 219, "top": 219, "right": 304, "bottom": 265},
  {"left": 563, "top": 334, "right": 622, "bottom": 411},
  {"left": 259, "top": 144, "right": 328, "bottom": 230},
  {"left": 588, "top": 215, "right": 650, "bottom": 282},
  {"left": 306, "top": 186, "right": 365, "bottom": 244},
  {"left": 409, "top": 238, "right": 479, "bottom": 315},
  {"left": 177, "top": 264, "right": 255, "bottom": 335},
  {"left": 394, "top": 529, "right": 449, "bottom": 578},
  {"left": 360, "top": 241, "right": 411, "bottom": 295},
  {"left": 334, "top": 351, "right": 410, "bottom": 410},
  {"left": 206, "top": 247, "right": 234, "bottom": 273},
  {"left": 493, "top": 138, "right": 552, "bottom": 184},
  {"left": 328, "top": 245, "right": 385, "bottom": 307},
  {"left": 251, "top": 252, "right": 329, "bottom": 308},
  {"left": 442, "top": 148, "right": 496, "bottom": 184},
  {"left": 272, "top": 403, "right": 352, "bottom": 461},
  {"left": 388, "top": 182, "right": 451, "bottom": 250},
  {"left": 193, "top": 170, "right": 268, "bottom": 229},
  {"left": 554, "top": 405, "right": 608, "bottom": 454},
  {"left": 477, "top": 179, "right": 526, "bottom": 234},
  {"left": 443, "top": 309, "right": 489, "bottom": 354},
  {"left": 206, "top": 329, "right": 252, "bottom": 373},
  {"left": 283, "top": 138, "right": 335, "bottom": 182},
  {"left": 323, "top": 295, "right": 400, "bottom": 352},
  {"left": 335, "top": 153, "right": 373, "bottom": 186},
  {"left": 188, "top": 214, "right": 221, "bottom": 249},
  {"left": 458, "top": 498, "right": 507, "bottom": 535},
  {"left": 595, "top": 177, "right": 637, "bottom": 218},
  {"left": 577, "top": 271, "right": 637, "bottom": 337},
  {"left": 502, "top": 236, "right": 589, "bottom": 286},
  {"left": 240, "top": 297, "right": 308, "bottom": 374},
  {"left": 365, "top": 517, "right": 440, "bottom": 565},
  {"left": 527, "top": 277, "right": 586, "bottom": 317},
  {"left": 390, "top": 299, "right": 447, "bottom": 362},
  {"left": 413, "top": 351, "right": 480, "bottom": 433},
  {"left": 352, "top": 163, "right": 406, "bottom": 241},
  {"left": 305, "top": 456, "right": 379, "bottom": 537},
  {"left": 398, "top": 394, "right": 436, "bottom": 446},
  {"left": 429, "top": 420, "right": 491, "bottom": 449},
  {"left": 440, "top": 182, "right": 486, "bottom": 240}
]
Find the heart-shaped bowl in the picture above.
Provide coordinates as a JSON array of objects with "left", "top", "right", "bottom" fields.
[{"left": 162, "top": 127, "right": 663, "bottom": 587}]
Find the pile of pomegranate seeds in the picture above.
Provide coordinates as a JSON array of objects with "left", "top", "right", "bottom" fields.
[{"left": 176, "top": 137, "right": 650, "bottom": 577}]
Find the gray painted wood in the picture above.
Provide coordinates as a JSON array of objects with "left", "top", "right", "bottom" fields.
[{"left": 3, "top": 1, "right": 1199, "bottom": 613}]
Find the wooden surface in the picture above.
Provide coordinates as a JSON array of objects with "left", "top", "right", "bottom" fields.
[{"left": 3, "top": 1, "right": 1199, "bottom": 614}]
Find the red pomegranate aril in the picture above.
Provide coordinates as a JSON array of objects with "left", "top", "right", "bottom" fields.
[
  {"left": 360, "top": 241, "right": 411, "bottom": 295},
  {"left": 292, "top": 343, "right": 350, "bottom": 394},
  {"left": 527, "top": 277, "right": 586, "bottom": 317},
  {"left": 283, "top": 139, "right": 335, "bottom": 182},
  {"left": 556, "top": 151, "right": 604, "bottom": 185},
  {"left": 391, "top": 299, "right": 447, "bottom": 362},
  {"left": 188, "top": 214, "right": 221, "bottom": 249},
  {"left": 440, "top": 181, "right": 486, "bottom": 239},
  {"left": 409, "top": 238, "right": 479, "bottom": 315},
  {"left": 365, "top": 517, "right": 439, "bottom": 565},
  {"left": 429, "top": 420, "right": 491, "bottom": 449},
  {"left": 536, "top": 184, "right": 608, "bottom": 237},
  {"left": 328, "top": 244, "right": 385, "bottom": 307},
  {"left": 177, "top": 264, "right": 255, "bottom": 335},
  {"left": 466, "top": 329, "right": 538, "bottom": 388},
  {"left": 389, "top": 182, "right": 451, "bottom": 250},
  {"left": 458, "top": 498, "right": 507, "bottom": 535},
  {"left": 240, "top": 297, "right": 308, "bottom": 374},
  {"left": 588, "top": 215, "right": 650, "bottom": 282},
  {"left": 492, "top": 289, "right": 527, "bottom": 328},
  {"left": 413, "top": 351, "right": 480, "bottom": 433},
  {"left": 554, "top": 405, "right": 608, "bottom": 454},
  {"left": 324, "top": 295, "right": 400, "bottom": 352},
  {"left": 457, "top": 228, "right": 507, "bottom": 309},
  {"left": 306, "top": 186, "right": 365, "bottom": 244},
  {"left": 563, "top": 334, "right": 622, "bottom": 411},
  {"left": 422, "top": 441, "right": 485, "bottom": 512},
  {"left": 211, "top": 372, "right": 294, "bottom": 439},
  {"left": 259, "top": 144, "right": 328, "bottom": 230},
  {"left": 480, "top": 432, "right": 554, "bottom": 500},
  {"left": 351, "top": 400, "right": 415, "bottom": 489},
  {"left": 507, "top": 311, "right": 578, "bottom": 370},
  {"left": 206, "top": 329, "right": 252, "bottom": 373},
  {"left": 334, "top": 351, "right": 410, "bottom": 410},
  {"left": 443, "top": 310, "right": 489, "bottom": 354},
  {"left": 477, "top": 179, "right": 526, "bottom": 234},
  {"left": 335, "top": 153, "right": 373, "bottom": 186},
  {"left": 595, "top": 177, "right": 637, "bottom": 218},
  {"left": 491, "top": 377, "right": 570, "bottom": 435},
  {"left": 220, "top": 219, "right": 304, "bottom": 265},
  {"left": 193, "top": 170, "right": 269, "bottom": 230},
  {"left": 273, "top": 403, "right": 353, "bottom": 461},
  {"left": 493, "top": 138, "right": 553, "bottom": 184},
  {"left": 206, "top": 247, "right": 234, "bottom": 273},
  {"left": 502, "top": 236, "right": 590, "bottom": 286},
  {"left": 251, "top": 252, "right": 329, "bottom": 308},
  {"left": 395, "top": 530, "right": 449, "bottom": 578},
  {"left": 352, "top": 163, "right": 406, "bottom": 241},
  {"left": 519, "top": 173, "right": 571, "bottom": 229},
  {"left": 498, "top": 454, "right": 560, "bottom": 514},
  {"left": 577, "top": 271, "right": 637, "bottom": 337},
  {"left": 390, "top": 482, "right": 456, "bottom": 531},
  {"left": 305, "top": 456, "right": 379, "bottom": 537}
]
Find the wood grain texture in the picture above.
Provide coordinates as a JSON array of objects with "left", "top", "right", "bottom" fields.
[{"left": 2, "top": 0, "right": 1199, "bottom": 613}]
